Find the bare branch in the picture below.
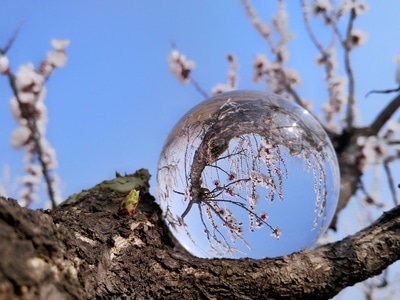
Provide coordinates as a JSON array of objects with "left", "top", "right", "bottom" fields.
[
  {"left": 343, "top": 9, "right": 357, "bottom": 129},
  {"left": 0, "top": 22, "right": 24, "bottom": 55},
  {"left": 189, "top": 77, "right": 209, "bottom": 99},
  {"left": 383, "top": 158, "right": 399, "bottom": 206},
  {"left": 300, "top": 0, "right": 330, "bottom": 54},
  {"left": 366, "top": 86, "right": 400, "bottom": 97},
  {"left": 369, "top": 94, "right": 400, "bottom": 135}
]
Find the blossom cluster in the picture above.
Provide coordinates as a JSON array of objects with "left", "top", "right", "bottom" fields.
[
  {"left": 0, "top": 55, "right": 10, "bottom": 74},
  {"left": 242, "top": 0, "right": 312, "bottom": 108},
  {"left": 312, "top": 0, "right": 369, "bottom": 24},
  {"left": 356, "top": 120, "right": 400, "bottom": 171},
  {"left": 203, "top": 201, "right": 250, "bottom": 255},
  {"left": 2, "top": 38, "right": 69, "bottom": 207},
  {"left": 168, "top": 49, "right": 196, "bottom": 84},
  {"left": 302, "top": 0, "right": 370, "bottom": 129},
  {"left": 210, "top": 53, "right": 239, "bottom": 95},
  {"left": 318, "top": 48, "right": 348, "bottom": 130},
  {"left": 252, "top": 53, "right": 301, "bottom": 97}
]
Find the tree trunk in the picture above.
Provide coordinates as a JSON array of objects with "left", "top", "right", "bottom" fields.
[{"left": 0, "top": 168, "right": 399, "bottom": 300}]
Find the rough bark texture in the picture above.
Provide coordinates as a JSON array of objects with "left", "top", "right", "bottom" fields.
[{"left": 0, "top": 168, "right": 399, "bottom": 299}]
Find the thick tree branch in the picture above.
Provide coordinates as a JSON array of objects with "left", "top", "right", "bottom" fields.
[
  {"left": 329, "top": 128, "right": 364, "bottom": 229},
  {"left": 0, "top": 171, "right": 399, "bottom": 299}
]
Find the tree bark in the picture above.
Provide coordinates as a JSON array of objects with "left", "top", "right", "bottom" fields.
[{"left": 0, "top": 169, "right": 399, "bottom": 299}]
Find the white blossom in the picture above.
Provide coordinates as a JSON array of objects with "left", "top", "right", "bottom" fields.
[
  {"left": 0, "top": 55, "right": 9, "bottom": 74},
  {"left": 284, "top": 68, "right": 302, "bottom": 86},
  {"left": 226, "top": 53, "right": 239, "bottom": 86},
  {"left": 255, "top": 20, "right": 271, "bottom": 37},
  {"left": 273, "top": 1, "right": 289, "bottom": 35},
  {"left": 35, "top": 98, "right": 48, "bottom": 119},
  {"left": 386, "top": 119, "right": 400, "bottom": 134},
  {"left": 337, "top": 0, "right": 353, "bottom": 16},
  {"left": 38, "top": 61, "right": 54, "bottom": 78},
  {"left": 270, "top": 227, "right": 282, "bottom": 239},
  {"left": 36, "top": 115, "right": 49, "bottom": 136},
  {"left": 46, "top": 51, "right": 68, "bottom": 68},
  {"left": 252, "top": 54, "right": 270, "bottom": 83},
  {"left": 21, "top": 173, "right": 41, "bottom": 186},
  {"left": 24, "top": 163, "right": 42, "bottom": 176},
  {"left": 211, "top": 54, "right": 238, "bottom": 95},
  {"left": 19, "top": 92, "right": 36, "bottom": 104},
  {"left": 312, "top": 0, "right": 333, "bottom": 16},
  {"left": 15, "top": 63, "right": 44, "bottom": 92},
  {"left": 40, "top": 139, "right": 58, "bottom": 169},
  {"left": 5, "top": 38, "right": 66, "bottom": 207},
  {"left": 357, "top": 136, "right": 389, "bottom": 170},
  {"left": 211, "top": 83, "right": 232, "bottom": 95},
  {"left": 353, "top": 1, "right": 369, "bottom": 15},
  {"left": 19, "top": 188, "right": 38, "bottom": 203},
  {"left": 168, "top": 49, "right": 196, "bottom": 84},
  {"left": 348, "top": 29, "right": 368, "bottom": 48},
  {"left": 9, "top": 97, "right": 23, "bottom": 123},
  {"left": 51, "top": 38, "right": 70, "bottom": 51},
  {"left": 11, "top": 126, "right": 31, "bottom": 148}
]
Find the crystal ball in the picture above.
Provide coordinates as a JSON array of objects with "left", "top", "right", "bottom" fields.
[{"left": 157, "top": 90, "right": 340, "bottom": 258}]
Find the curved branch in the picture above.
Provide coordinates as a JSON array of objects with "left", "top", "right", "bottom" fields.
[{"left": 369, "top": 94, "right": 400, "bottom": 135}]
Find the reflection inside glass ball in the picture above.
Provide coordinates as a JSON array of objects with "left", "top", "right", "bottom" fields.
[{"left": 157, "top": 90, "right": 340, "bottom": 259}]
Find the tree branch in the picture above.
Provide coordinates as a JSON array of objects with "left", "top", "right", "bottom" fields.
[
  {"left": 190, "top": 77, "right": 209, "bottom": 99},
  {"left": 384, "top": 158, "right": 399, "bottom": 206},
  {"left": 0, "top": 171, "right": 399, "bottom": 299},
  {"left": 369, "top": 93, "right": 400, "bottom": 136},
  {"left": 7, "top": 73, "right": 57, "bottom": 208},
  {"left": 0, "top": 22, "right": 23, "bottom": 55}
]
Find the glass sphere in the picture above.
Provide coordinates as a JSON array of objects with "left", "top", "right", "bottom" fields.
[{"left": 157, "top": 90, "right": 340, "bottom": 259}]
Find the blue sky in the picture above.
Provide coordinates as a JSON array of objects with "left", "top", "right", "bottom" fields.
[{"left": 1, "top": 1, "right": 400, "bottom": 298}]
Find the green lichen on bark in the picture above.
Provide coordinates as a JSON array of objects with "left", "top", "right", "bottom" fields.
[{"left": 59, "top": 168, "right": 150, "bottom": 207}]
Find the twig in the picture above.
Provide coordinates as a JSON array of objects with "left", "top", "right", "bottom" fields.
[
  {"left": 190, "top": 77, "right": 209, "bottom": 99},
  {"left": 240, "top": 0, "right": 276, "bottom": 53},
  {"left": 342, "top": 9, "right": 357, "bottom": 129},
  {"left": 300, "top": 0, "right": 342, "bottom": 130},
  {"left": 0, "top": 21, "right": 24, "bottom": 55},
  {"left": 300, "top": 0, "right": 327, "bottom": 55},
  {"left": 324, "top": 4, "right": 357, "bottom": 129},
  {"left": 383, "top": 158, "right": 399, "bottom": 206},
  {"left": 280, "top": 69, "right": 305, "bottom": 107},
  {"left": 366, "top": 86, "right": 400, "bottom": 97}
]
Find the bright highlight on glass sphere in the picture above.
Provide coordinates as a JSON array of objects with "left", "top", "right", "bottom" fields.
[{"left": 157, "top": 90, "right": 340, "bottom": 259}]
